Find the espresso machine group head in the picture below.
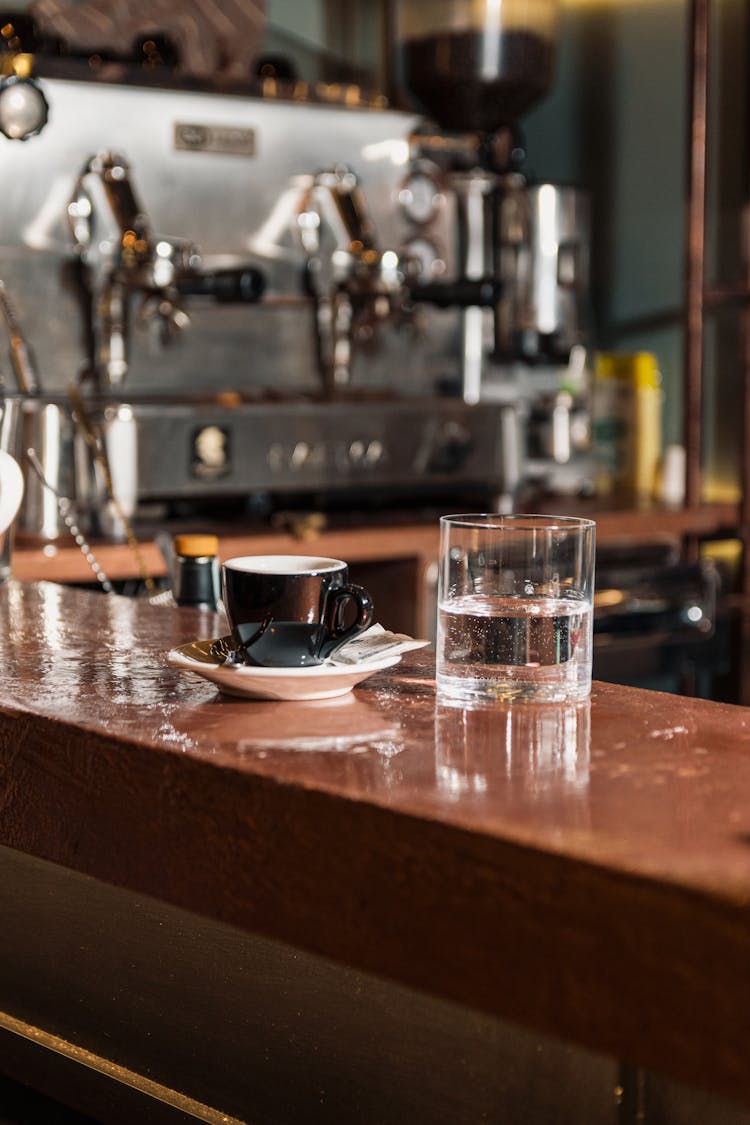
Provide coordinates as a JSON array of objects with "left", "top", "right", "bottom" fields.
[
  {"left": 68, "top": 151, "right": 198, "bottom": 388},
  {"left": 295, "top": 165, "right": 412, "bottom": 396}
]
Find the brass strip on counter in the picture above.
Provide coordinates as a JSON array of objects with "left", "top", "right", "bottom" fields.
[{"left": 0, "top": 1007, "right": 246, "bottom": 1125}]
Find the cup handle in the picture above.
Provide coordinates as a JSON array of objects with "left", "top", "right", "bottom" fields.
[{"left": 320, "top": 583, "right": 374, "bottom": 658}]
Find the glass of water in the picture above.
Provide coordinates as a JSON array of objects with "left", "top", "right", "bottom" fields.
[{"left": 436, "top": 514, "right": 596, "bottom": 704}]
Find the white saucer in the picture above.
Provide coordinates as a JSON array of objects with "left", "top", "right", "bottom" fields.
[{"left": 168, "top": 638, "right": 403, "bottom": 701}]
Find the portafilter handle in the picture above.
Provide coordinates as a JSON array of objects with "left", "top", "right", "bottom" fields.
[
  {"left": 175, "top": 267, "right": 266, "bottom": 304},
  {"left": 408, "top": 278, "right": 502, "bottom": 309}
]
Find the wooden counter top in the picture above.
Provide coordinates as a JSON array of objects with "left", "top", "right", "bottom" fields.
[
  {"left": 11, "top": 500, "right": 741, "bottom": 585},
  {"left": 1, "top": 581, "right": 750, "bottom": 1120}
]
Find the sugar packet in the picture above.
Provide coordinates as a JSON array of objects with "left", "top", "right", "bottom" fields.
[{"left": 330, "top": 623, "right": 430, "bottom": 665}]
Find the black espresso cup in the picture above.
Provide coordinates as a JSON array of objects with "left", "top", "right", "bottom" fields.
[{"left": 221, "top": 555, "right": 375, "bottom": 667}]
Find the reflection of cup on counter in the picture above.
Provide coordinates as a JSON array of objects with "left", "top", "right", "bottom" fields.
[
  {"left": 221, "top": 555, "right": 374, "bottom": 668},
  {"left": 167, "top": 692, "right": 404, "bottom": 773},
  {"left": 435, "top": 699, "right": 591, "bottom": 808},
  {"left": 235, "top": 694, "right": 402, "bottom": 754}
]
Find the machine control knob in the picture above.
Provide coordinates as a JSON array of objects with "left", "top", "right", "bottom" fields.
[
  {"left": 427, "top": 421, "right": 473, "bottom": 474},
  {"left": 290, "top": 441, "right": 310, "bottom": 469},
  {"left": 348, "top": 439, "right": 365, "bottom": 464},
  {"left": 267, "top": 442, "right": 284, "bottom": 471},
  {"left": 364, "top": 439, "right": 384, "bottom": 466}
]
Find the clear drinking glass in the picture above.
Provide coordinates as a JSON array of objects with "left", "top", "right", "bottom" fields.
[{"left": 436, "top": 513, "right": 596, "bottom": 703}]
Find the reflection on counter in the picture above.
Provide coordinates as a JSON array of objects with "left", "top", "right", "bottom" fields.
[
  {"left": 164, "top": 691, "right": 403, "bottom": 765},
  {"left": 435, "top": 699, "right": 590, "bottom": 825}
]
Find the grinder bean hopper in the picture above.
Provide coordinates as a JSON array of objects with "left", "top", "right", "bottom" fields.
[{"left": 396, "top": 0, "right": 560, "bottom": 135}]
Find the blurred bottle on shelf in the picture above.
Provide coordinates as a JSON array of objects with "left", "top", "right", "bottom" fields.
[{"left": 592, "top": 351, "right": 663, "bottom": 503}]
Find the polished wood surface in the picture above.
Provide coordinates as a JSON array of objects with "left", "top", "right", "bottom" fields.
[
  {"left": 1, "top": 581, "right": 750, "bottom": 1111},
  {"left": 12, "top": 522, "right": 436, "bottom": 583}
]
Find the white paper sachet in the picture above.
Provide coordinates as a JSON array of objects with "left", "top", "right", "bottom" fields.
[{"left": 330, "top": 623, "right": 430, "bottom": 666}]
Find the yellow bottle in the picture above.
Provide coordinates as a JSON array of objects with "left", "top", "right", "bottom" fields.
[{"left": 593, "top": 351, "right": 662, "bottom": 502}]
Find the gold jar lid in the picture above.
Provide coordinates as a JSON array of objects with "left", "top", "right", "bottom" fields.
[{"left": 173, "top": 534, "right": 219, "bottom": 558}]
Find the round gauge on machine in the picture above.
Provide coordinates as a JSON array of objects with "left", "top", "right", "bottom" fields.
[
  {"left": 402, "top": 235, "right": 447, "bottom": 280},
  {"left": 0, "top": 76, "right": 48, "bottom": 140},
  {"left": 398, "top": 169, "right": 442, "bottom": 226}
]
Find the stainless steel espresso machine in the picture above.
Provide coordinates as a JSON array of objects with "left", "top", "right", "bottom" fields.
[{"left": 0, "top": 0, "right": 592, "bottom": 541}]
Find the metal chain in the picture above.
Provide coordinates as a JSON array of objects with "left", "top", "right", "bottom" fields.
[
  {"left": 67, "top": 385, "right": 156, "bottom": 597},
  {"left": 26, "top": 448, "right": 114, "bottom": 595}
]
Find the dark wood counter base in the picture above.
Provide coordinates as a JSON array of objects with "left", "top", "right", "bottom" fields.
[{"left": 3, "top": 845, "right": 750, "bottom": 1125}]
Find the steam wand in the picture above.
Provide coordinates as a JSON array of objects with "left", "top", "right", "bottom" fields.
[{"left": 0, "top": 279, "right": 39, "bottom": 395}]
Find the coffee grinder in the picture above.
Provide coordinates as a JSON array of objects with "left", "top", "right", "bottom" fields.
[{"left": 394, "top": 0, "right": 593, "bottom": 494}]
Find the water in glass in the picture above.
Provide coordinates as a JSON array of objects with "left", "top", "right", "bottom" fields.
[{"left": 437, "top": 593, "right": 593, "bottom": 703}]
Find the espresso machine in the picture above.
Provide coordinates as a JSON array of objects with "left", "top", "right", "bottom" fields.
[{"left": 0, "top": 0, "right": 591, "bottom": 542}]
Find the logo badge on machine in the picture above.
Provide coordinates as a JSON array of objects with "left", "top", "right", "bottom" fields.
[
  {"left": 192, "top": 425, "right": 231, "bottom": 480},
  {"left": 174, "top": 122, "right": 256, "bottom": 157}
]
